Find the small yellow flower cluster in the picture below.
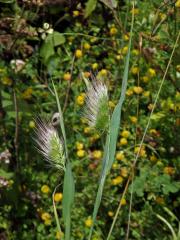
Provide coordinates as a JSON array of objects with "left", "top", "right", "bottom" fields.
[
  {"left": 85, "top": 217, "right": 93, "bottom": 227},
  {"left": 92, "top": 150, "right": 102, "bottom": 160},
  {"left": 120, "top": 167, "right": 128, "bottom": 178},
  {"left": 92, "top": 63, "right": 98, "bottom": 70},
  {"left": 175, "top": 0, "right": 180, "bottom": 7},
  {"left": 131, "top": 8, "right": 139, "bottom": 15},
  {"left": 83, "top": 127, "right": 91, "bottom": 134},
  {"left": 76, "top": 93, "right": 85, "bottom": 106},
  {"left": 133, "top": 86, "right": 143, "bottom": 94},
  {"left": 131, "top": 66, "right": 139, "bottom": 75},
  {"left": 73, "top": 10, "right": 80, "bottom": 17},
  {"left": 55, "top": 231, "right": 64, "bottom": 240},
  {"left": 22, "top": 87, "right": 33, "bottom": 100},
  {"left": 54, "top": 192, "right": 63, "bottom": 202},
  {"left": 112, "top": 176, "right": 123, "bottom": 185},
  {"left": 132, "top": 49, "right": 139, "bottom": 55},
  {"left": 2, "top": 76, "right": 12, "bottom": 86},
  {"left": 116, "top": 151, "right": 125, "bottom": 161},
  {"left": 76, "top": 141, "right": 85, "bottom": 158},
  {"left": 29, "top": 120, "right": 35, "bottom": 129},
  {"left": 41, "top": 212, "right": 51, "bottom": 225},
  {"left": 129, "top": 116, "right": 137, "bottom": 124},
  {"left": 163, "top": 167, "right": 175, "bottom": 175},
  {"left": 110, "top": 27, "right": 118, "bottom": 35},
  {"left": 134, "top": 146, "right": 147, "bottom": 158},
  {"left": 41, "top": 184, "right": 50, "bottom": 194},
  {"left": 123, "top": 34, "right": 129, "bottom": 41},
  {"left": 121, "top": 130, "right": 130, "bottom": 138},
  {"left": 63, "top": 72, "right": 71, "bottom": 81},
  {"left": 119, "top": 130, "right": 130, "bottom": 146},
  {"left": 84, "top": 42, "right": 91, "bottom": 50},
  {"left": 75, "top": 49, "right": 83, "bottom": 58},
  {"left": 120, "top": 198, "right": 127, "bottom": 206}
]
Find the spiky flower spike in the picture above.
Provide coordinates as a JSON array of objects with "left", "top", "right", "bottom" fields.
[
  {"left": 85, "top": 79, "right": 109, "bottom": 132},
  {"left": 35, "top": 118, "right": 65, "bottom": 171}
]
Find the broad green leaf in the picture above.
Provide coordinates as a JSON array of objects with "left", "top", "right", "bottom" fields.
[
  {"left": 85, "top": 0, "right": 97, "bottom": 18},
  {"left": 40, "top": 32, "right": 65, "bottom": 63},
  {"left": 40, "top": 39, "right": 55, "bottom": 63},
  {"left": 52, "top": 31, "right": 65, "bottom": 46},
  {"left": 62, "top": 162, "right": 75, "bottom": 240}
]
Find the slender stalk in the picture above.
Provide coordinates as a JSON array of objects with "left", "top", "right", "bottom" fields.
[{"left": 52, "top": 184, "right": 62, "bottom": 236}]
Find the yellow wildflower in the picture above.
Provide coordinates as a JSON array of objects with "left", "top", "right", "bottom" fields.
[
  {"left": 116, "top": 54, "right": 123, "bottom": 60},
  {"left": 132, "top": 49, "right": 139, "bottom": 55},
  {"left": 84, "top": 127, "right": 91, "bottom": 134},
  {"left": 76, "top": 93, "right": 85, "bottom": 105},
  {"left": 75, "top": 49, "right": 83, "bottom": 58},
  {"left": 155, "top": 197, "right": 164, "bottom": 205},
  {"left": 133, "top": 86, "right": 143, "bottom": 94},
  {"left": 131, "top": 67, "right": 139, "bottom": 75},
  {"left": 73, "top": 10, "right": 80, "bottom": 17},
  {"left": 29, "top": 120, "right": 35, "bottom": 129},
  {"left": 112, "top": 176, "right": 123, "bottom": 185},
  {"left": 164, "top": 167, "right": 175, "bottom": 175},
  {"left": 142, "top": 75, "right": 149, "bottom": 83},
  {"left": 41, "top": 185, "right": 50, "bottom": 194},
  {"left": 143, "top": 91, "right": 150, "bottom": 97},
  {"left": 119, "top": 138, "right": 128, "bottom": 146},
  {"left": 120, "top": 167, "right": 128, "bottom": 178},
  {"left": 77, "top": 149, "right": 85, "bottom": 158},
  {"left": 56, "top": 231, "right": 64, "bottom": 239},
  {"left": 123, "top": 34, "right": 129, "bottom": 41},
  {"left": 108, "top": 100, "right": 116, "bottom": 108},
  {"left": 150, "top": 155, "right": 157, "bottom": 162},
  {"left": 134, "top": 146, "right": 147, "bottom": 158},
  {"left": 63, "top": 72, "right": 71, "bottom": 81},
  {"left": 147, "top": 68, "right": 156, "bottom": 77},
  {"left": 175, "top": 0, "right": 180, "bottom": 7},
  {"left": 22, "top": 87, "right": 33, "bottom": 100},
  {"left": 84, "top": 43, "right": 91, "bottom": 50},
  {"left": 2, "top": 76, "right": 12, "bottom": 86},
  {"left": 122, "top": 46, "right": 128, "bottom": 55},
  {"left": 76, "top": 142, "right": 84, "bottom": 150},
  {"left": 120, "top": 198, "right": 127, "bottom": 206},
  {"left": 126, "top": 88, "right": 133, "bottom": 96},
  {"left": 108, "top": 211, "right": 114, "bottom": 217},
  {"left": 92, "top": 150, "right": 102, "bottom": 160},
  {"left": 85, "top": 217, "right": 93, "bottom": 227},
  {"left": 41, "top": 212, "right": 51, "bottom": 225},
  {"left": 110, "top": 27, "right": 118, "bottom": 35},
  {"left": 121, "top": 130, "right": 130, "bottom": 138},
  {"left": 92, "top": 63, "right": 98, "bottom": 70},
  {"left": 100, "top": 69, "right": 108, "bottom": 76},
  {"left": 129, "top": 116, "right": 137, "bottom": 124},
  {"left": 131, "top": 8, "right": 139, "bottom": 15},
  {"left": 116, "top": 151, "right": 125, "bottom": 161},
  {"left": 54, "top": 193, "right": 63, "bottom": 202}
]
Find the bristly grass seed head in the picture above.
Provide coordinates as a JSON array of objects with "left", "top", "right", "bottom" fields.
[
  {"left": 84, "top": 78, "right": 109, "bottom": 132},
  {"left": 34, "top": 118, "right": 65, "bottom": 171}
]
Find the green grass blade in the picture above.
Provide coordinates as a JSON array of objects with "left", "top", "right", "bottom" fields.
[
  {"left": 88, "top": 5, "right": 134, "bottom": 239},
  {"left": 62, "top": 162, "right": 75, "bottom": 240}
]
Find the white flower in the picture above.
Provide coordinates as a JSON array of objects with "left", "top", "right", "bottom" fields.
[
  {"left": 84, "top": 79, "right": 109, "bottom": 132},
  {"left": 34, "top": 118, "right": 65, "bottom": 171}
]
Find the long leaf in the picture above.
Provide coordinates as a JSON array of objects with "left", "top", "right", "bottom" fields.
[
  {"left": 88, "top": 5, "right": 134, "bottom": 239},
  {"left": 62, "top": 162, "right": 75, "bottom": 240}
]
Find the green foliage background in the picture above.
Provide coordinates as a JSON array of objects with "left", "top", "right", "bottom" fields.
[{"left": 0, "top": 0, "right": 180, "bottom": 239}]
